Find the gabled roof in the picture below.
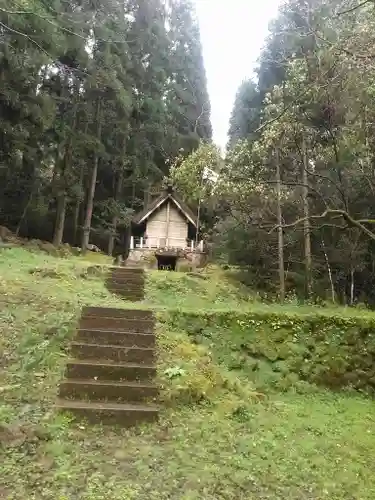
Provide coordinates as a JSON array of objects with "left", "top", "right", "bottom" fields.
[{"left": 133, "top": 190, "right": 197, "bottom": 227}]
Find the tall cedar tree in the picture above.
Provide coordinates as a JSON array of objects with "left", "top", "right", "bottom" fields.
[
  {"left": 167, "top": 0, "right": 212, "bottom": 154},
  {"left": 0, "top": 0, "right": 212, "bottom": 251},
  {"left": 227, "top": 80, "right": 262, "bottom": 149}
]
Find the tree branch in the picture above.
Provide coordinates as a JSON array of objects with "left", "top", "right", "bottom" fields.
[
  {"left": 337, "top": 0, "right": 374, "bottom": 16},
  {"left": 0, "top": 6, "right": 139, "bottom": 44},
  {"left": 304, "top": 167, "right": 347, "bottom": 210},
  {"left": 265, "top": 180, "right": 328, "bottom": 206},
  {"left": 0, "top": 20, "right": 51, "bottom": 58},
  {"left": 270, "top": 209, "right": 375, "bottom": 241},
  {"left": 253, "top": 52, "right": 339, "bottom": 134}
]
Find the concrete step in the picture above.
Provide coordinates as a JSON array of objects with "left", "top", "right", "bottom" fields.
[
  {"left": 79, "top": 317, "right": 154, "bottom": 333},
  {"left": 107, "top": 269, "right": 145, "bottom": 283},
  {"left": 109, "top": 267, "right": 144, "bottom": 275},
  {"left": 76, "top": 329, "right": 156, "bottom": 347},
  {"left": 107, "top": 281, "right": 144, "bottom": 290},
  {"left": 56, "top": 399, "right": 158, "bottom": 426},
  {"left": 59, "top": 379, "right": 158, "bottom": 403},
  {"left": 110, "top": 266, "right": 144, "bottom": 273},
  {"left": 105, "top": 277, "right": 144, "bottom": 290},
  {"left": 106, "top": 289, "right": 145, "bottom": 299},
  {"left": 117, "top": 296, "right": 144, "bottom": 303},
  {"left": 66, "top": 360, "right": 156, "bottom": 381},
  {"left": 108, "top": 274, "right": 145, "bottom": 283},
  {"left": 107, "top": 288, "right": 145, "bottom": 301},
  {"left": 106, "top": 288, "right": 144, "bottom": 297},
  {"left": 71, "top": 343, "right": 155, "bottom": 364},
  {"left": 82, "top": 307, "right": 153, "bottom": 321},
  {"left": 108, "top": 294, "right": 145, "bottom": 302}
]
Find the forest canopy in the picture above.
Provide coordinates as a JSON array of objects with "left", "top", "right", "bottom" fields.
[
  {"left": 0, "top": 0, "right": 211, "bottom": 253},
  {"left": 3, "top": 0, "right": 375, "bottom": 307},
  {"left": 217, "top": 0, "right": 375, "bottom": 306}
]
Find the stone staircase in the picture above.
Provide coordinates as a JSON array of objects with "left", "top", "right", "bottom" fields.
[
  {"left": 106, "top": 267, "right": 145, "bottom": 301},
  {"left": 56, "top": 306, "right": 159, "bottom": 426}
]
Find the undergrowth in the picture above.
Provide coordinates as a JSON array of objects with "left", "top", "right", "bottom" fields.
[{"left": 1, "top": 248, "right": 375, "bottom": 499}]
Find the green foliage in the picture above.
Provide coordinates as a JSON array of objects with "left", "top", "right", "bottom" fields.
[
  {"left": 162, "top": 307, "right": 375, "bottom": 393},
  {"left": 169, "top": 141, "right": 221, "bottom": 205},
  {"left": 163, "top": 366, "right": 186, "bottom": 379},
  {"left": 0, "top": 0, "right": 212, "bottom": 252},
  {"left": 157, "top": 326, "right": 228, "bottom": 406},
  {"left": 167, "top": 0, "right": 212, "bottom": 152},
  {"left": 227, "top": 80, "right": 262, "bottom": 148},
  {"left": 219, "top": 0, "right": 375, "bottom": 306}
]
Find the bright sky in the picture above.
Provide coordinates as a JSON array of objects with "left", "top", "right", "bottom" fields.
[{"left": 194, "top": 0, "right": 282, "bottom": 150}]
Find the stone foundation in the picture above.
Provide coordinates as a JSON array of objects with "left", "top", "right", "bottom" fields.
[{"left": 126, "top": 248, "right": 207, "bottom": 270}]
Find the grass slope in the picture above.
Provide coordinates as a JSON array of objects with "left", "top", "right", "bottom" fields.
[
  {"left": 146, "top": 267, "right": 375, "bottom": 319},
  {"left": 1, "top": 248, "right": 375, "bottom": 499}
]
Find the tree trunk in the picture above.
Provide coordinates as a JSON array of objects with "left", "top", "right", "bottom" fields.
[
  {"left": 53, "top": 193, "right": 67, "bottom": 246},
  {"left": 276, "top": 148, "right": 285, "bottom": 302},
  {"left": 107, "top": 228, "right": 115, "bottom": 257},
  {"left": 302, "top": 137, "right": 313, "bottom": 299},
  {"left": 16, "top": 189, "right": 34, "bottom": 236},
  {"left": 53, "top": 84, "right": 79, "bottom": 246},
  {"left": 350, "top": 267, "right": 355, "bottom": 306},
  {"left": 321, "top": 236, "right": 335, "bottom": 303},
  {"left": 72, "top": 120, "right": 88, "bottom": 245},
  {"left": 82, "top": 98, "right": 102, "bottom": 252},
  {"left": 72, "top": 164, "right": 84, "bottom": 246},
  {"left": 108, "top": 170, "right": 123, "bottom": 256},
  {"left": 143, "top": 182, "right": 151, "bottom": 208}
]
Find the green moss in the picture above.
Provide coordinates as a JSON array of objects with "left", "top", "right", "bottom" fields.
[{"left": 160, "top": 309, "right": 375, "bottom": 393}]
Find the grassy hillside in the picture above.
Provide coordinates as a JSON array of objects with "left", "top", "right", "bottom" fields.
[
  {"left": 146, "top": 266, "right": 254, "bottom": 310},
  {"left": 146, "top": 267, "right": 375, "bottom": 319},
  {"left": 1, "top": 248, "right": 375, "bottom": 499}
]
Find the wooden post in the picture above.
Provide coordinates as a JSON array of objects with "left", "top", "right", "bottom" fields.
[
  {"left": 140, "top": 237, "right": 143, "bottom": 249},
  {"left": 130, "top": 236, "right": 134, "bottom": 250},
  {"left": 195, "top": 167, "right": 204, "bottom": 247},
  {"left": 195, "top": 201, "right": 201, "bottom": 248},
  {"left": 191, "top": 239, "right": 194, "bottom": 251},
  {"left": 166, "top": 201, "right": 170, "bottom": 248}
]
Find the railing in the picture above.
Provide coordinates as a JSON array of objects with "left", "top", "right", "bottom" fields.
[{"left": 130, "top": 236, "right": 204, "bottom": 252}]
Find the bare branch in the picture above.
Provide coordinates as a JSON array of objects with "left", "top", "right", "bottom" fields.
[
  {"left": 0, "top": 20, "right": 51, "bottom": 58},
  {"left": 0, "top": 6, "right": 139, "bottom": 44},
  {"left": 264, "top": 180, "right": 328, "bottom": 207},
  {"left": 312, "top": 28, "right": 375, "bottom": 60},
  {"left": 304, "top": 168, "right": 347, "bottom": 209},
  {"left": 337, "top": 0, "right": 374, "bottom": 16},
  {"left": 254, "top": 101, "right": 296, "bottom": 134},
  {"left": 0, "top": 7, "right": 90, "bottom": 40},
  {"left": 357, "top": 219, "right": 375, "bottom": 224},
  {"left": 270, "top": 209, "right": 375, "bottom": 241},
  {"left": 0, "top": 19, "right": 90, "bottom": 76}
]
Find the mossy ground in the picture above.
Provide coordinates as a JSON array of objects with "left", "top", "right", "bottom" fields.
[{"left": 1, "top": 248, "right": 375, "bottom": 499}]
